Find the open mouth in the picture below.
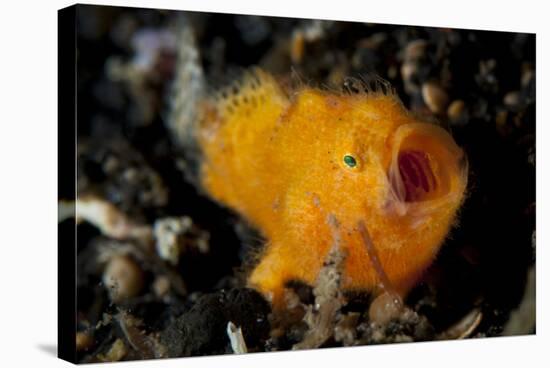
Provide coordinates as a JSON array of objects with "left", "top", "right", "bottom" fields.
[
  {"left": 396, "top": 150, "right": 437, "bottom": 202},
  {"left": 388, "top": 123, "right": 464, "bottom": 206}
]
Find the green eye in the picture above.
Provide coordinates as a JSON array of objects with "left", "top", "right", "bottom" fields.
[{"left": 343, "top": 154, "right": 357, "bottom": 168}]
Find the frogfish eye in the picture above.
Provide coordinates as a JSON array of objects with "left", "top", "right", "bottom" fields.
[{"left": 343, "top": 154, "right": 357, "bottom": 168}]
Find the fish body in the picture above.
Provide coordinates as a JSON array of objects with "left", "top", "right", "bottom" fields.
[{"left": 189, "top": 69, "right": 467, "bottom": 306}]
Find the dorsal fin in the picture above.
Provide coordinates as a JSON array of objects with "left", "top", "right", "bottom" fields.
[{"left": 213, "top": 68, "right": 288, "bottom": 119}]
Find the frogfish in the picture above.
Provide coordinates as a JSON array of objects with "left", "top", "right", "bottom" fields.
[{"left": 171, "top": 57, "right": 468, "bottom": 309}]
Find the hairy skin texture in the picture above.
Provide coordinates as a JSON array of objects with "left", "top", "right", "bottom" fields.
[{"left": 196, "top": 69, "right": 468, "bottom": 308}]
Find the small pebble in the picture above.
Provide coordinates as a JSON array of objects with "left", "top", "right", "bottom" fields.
[
  {"left": 99, "top": 338, "right": 127, "bottom": 362},
  {"left": 503, "top": 91, "right": 521, "bottom": 109},
  {"left": 153, "top": 276, "right": 171, "bottom": 298},
  {"left": 521, "top": 67, "right": 534, "bottom": 88},
  {"left": 400, "top": 61, "right": 416, "bottom": 82},
  {"left": 154, "top": 216, "right": 209, "bottom": 265},
  {"left": 404, "top": 39, "right": 428, "bottom": 62},
  {"left": 123, "top": 168, "right": 138, "bottom": 181},
  {"left": 76, "top": 332, "right": 94, "bottom": 352},
  {"left": 103, "top": 255, "right": 144, "bottom": 303},
  {"left": 422, "top": 81, "right": 449, "bottom": 114},
  {"left": 447, "top": 99, "right": 466, "bottom": 122},
  {"left": 368, "top": 292, "right": 404, "bottom": 325},
  {"left": 401, "top": 62, "right": 419, "bottom": 94},
  {"left": 102, "top": 156, "right": 119, "bottom": 174}
]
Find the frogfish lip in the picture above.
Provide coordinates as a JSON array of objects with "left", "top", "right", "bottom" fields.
[{"left": 387, "top": 123, "right": 467, "bottom": 212}]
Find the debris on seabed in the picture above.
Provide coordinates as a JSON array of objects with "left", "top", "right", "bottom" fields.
[{"left": 227, "top": 322, "right": 248, "bottom": 354}]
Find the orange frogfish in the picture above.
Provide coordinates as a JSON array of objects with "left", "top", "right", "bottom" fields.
[{"left": 183, "top": 68, "right": 467, "bottom": 308}]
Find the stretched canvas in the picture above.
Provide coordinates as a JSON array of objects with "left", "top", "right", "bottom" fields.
[{"left": 58, "top": 3, "right": 536, "bottom": 363}]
